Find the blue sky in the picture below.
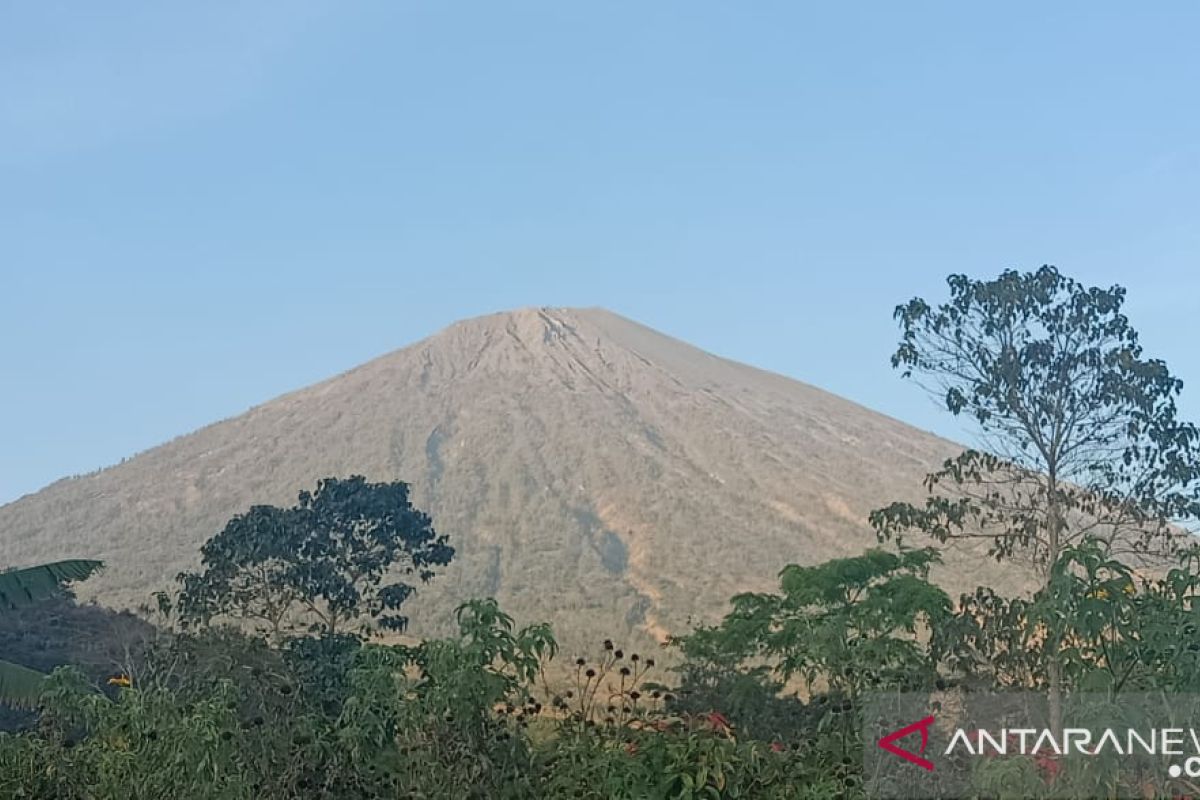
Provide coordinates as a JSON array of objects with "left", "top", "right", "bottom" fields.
[{"left": 2, "top": 2, "right": 1198, "bottom": 504}]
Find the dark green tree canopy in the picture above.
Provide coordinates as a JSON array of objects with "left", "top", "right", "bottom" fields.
[
  {"left": 873, "top": 266, "right": 1200, "bottom": 570},
  {"left": 178, "top": 476, "right": 453, "bottom": 638}
]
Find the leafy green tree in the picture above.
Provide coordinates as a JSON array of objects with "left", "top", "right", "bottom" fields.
[
  {"left": 177, "top": 476, "right": 453, "bottom": 639},
  {"left": 0, "top": 559, "right": 103, "bottom": 708},
  {"left": 870, "top": 267, "right": 1200, "bottom": 727},
  {"left": 646, "top": 549, "right": 945, "bottom": 795},
  {"left": 332, "top": 599, "right": 555, "bottom": 797},
  {"left": 679, "top": 548, "right": 950, "bottom": 700},
  {"left": 946, "top": 537, "right": 1200, "bottom": 695},
  {"left": 873, "top": 267, "right": 1200, "bottom": 570}
]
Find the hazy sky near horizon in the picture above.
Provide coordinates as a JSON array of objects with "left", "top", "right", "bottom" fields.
[{"left": 2, "top": 3, "right": 1199, "bottom": 505}]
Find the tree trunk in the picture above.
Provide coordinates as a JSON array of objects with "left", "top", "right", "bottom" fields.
[
  {"left": 1047, "top": 656, "right": 1064, "bottom": 739},
  {"left": 1046, "top": 478, "right": 1064, "bottom": 738}
]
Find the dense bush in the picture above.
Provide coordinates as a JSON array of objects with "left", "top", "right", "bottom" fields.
[
  {"left": 9, "top": 538, "right": 1200, "bottom": 797},
  {"left": 0, "top": 593, "right": 861, "bottom": 799},
  {"left": 0, "top": 591, "right": 154, "bottom": 732}
]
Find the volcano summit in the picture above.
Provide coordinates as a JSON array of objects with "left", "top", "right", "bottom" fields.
[{"left": 0, "top": 308, "right": 1007, "bottom": 648}]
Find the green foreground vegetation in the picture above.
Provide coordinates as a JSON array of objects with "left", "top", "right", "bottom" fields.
[{"left": 3, "top": 267, "right": 1200, "bottom": 799}]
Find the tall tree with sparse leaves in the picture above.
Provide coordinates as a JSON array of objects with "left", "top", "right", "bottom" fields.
[
  {"left": 870, "top": 265, "right": 1200, "bottom": 730},
  {"left": 178, "top": 476, "right": 453, "bottom": 639}
]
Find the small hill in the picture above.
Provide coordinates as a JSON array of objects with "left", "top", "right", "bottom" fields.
[{"left": 0, "top": 308, "right": 1011, "bottom": 650}]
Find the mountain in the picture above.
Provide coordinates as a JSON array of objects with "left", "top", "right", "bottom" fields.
[{"left": 0, "top": 308, "right": 1012, "bottom": 650}]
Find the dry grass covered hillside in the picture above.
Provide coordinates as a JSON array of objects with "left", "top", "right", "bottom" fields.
[{"left": 0, "top": 308, "right": 1015, "bottom": 651}]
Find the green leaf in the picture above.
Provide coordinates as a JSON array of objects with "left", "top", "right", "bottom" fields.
[
  {"left": 0, "top": 658, "right": 46, "bottom": 709},
  {"left": 0, "top": 559, "right": 103, "bottom": 612}
]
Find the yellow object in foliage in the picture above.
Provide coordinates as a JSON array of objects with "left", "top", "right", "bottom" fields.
[{"left": 107, "top": 675, "right": 132, "bottom": 688}]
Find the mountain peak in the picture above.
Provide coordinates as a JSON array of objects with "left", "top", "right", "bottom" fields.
[{"left": 0, "top": 308, "right": 1002, "bottom": 649}]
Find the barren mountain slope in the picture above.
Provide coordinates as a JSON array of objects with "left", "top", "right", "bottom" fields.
[{"left": 0, "top": 308, "right": 1013, "bottom": 649}]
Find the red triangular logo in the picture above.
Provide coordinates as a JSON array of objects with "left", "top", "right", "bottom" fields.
[{"left": 877, "top": 715, "right": 935, "bottom": 771}]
